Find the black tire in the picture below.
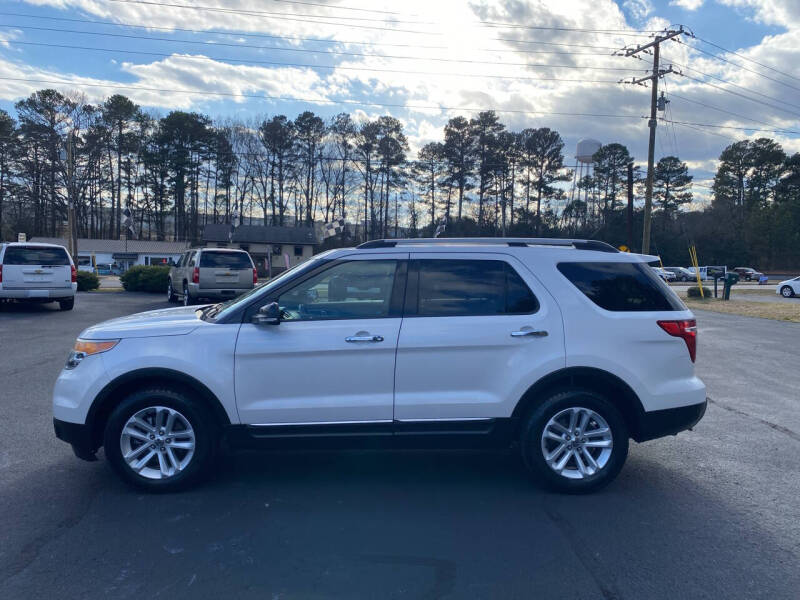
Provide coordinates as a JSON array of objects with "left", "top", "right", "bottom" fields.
[
  {"left": 59, "top": 297, "right": 75, "bottom": 311},
  {"left": 781, "top": 285, "right": 795, "bottom": 298},
  {"left": 167, "top": 279, "right": 177, "bottom": 303},
  {"left": 103, "top": 387, "right": 217, "bottom": 492},
  {"left": 520, "top": 389, "right": 629, "bottom": 494},
  {"left": 182, "top": 282, "right": 193, "bottom": 306}
]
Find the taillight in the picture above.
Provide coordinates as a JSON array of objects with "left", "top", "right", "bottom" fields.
[
  {"left": 657, "top": 319, "right": 697, "bottom": 363},
  {"left": 70, "top": 264, "right": 77, "bottom": 283},
  {"left": 192, "top": 267, "right": 199, "bottom": 284},
  {"left": 253, "top": 267, "right": 258, "bottom": 285}
]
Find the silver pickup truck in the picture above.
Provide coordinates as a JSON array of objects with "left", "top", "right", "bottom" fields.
[{"left": 167, "top": 248, "right": 256, "bottom": 306}]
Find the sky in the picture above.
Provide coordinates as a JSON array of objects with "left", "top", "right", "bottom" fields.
[{"left": 1, "top": 0, "right": 799, "bottom": 207}]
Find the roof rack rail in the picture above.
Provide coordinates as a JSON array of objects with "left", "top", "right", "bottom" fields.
[{"left": 356, "top": 238, "right": 618, "bottom": 253}]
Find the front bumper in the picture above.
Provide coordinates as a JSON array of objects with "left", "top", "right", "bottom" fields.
[
  {"left": 634, "top": 398, "right": 707, "bottom": 442},
  {"left": 53, "top": 418, "right": 97, "bottom": 461}
]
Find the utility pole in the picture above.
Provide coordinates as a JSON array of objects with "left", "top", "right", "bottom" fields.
[
  {"left": 627, "top": 163, "right": 634, "bottom": 251},
  {"left": 619, "top": 26, "right": 690, "bottom": 254},
  {"left": 64, "top": 130, "right": 78, "bottom": 259}
]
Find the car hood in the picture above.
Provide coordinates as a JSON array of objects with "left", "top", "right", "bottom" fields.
[{"left": 79, "top": 306, "right": 204, "bottom": 340}]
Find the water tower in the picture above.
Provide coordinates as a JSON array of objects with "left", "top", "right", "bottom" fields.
[{"left": 570, "top": 138, "right": 602, "bottom": 215}]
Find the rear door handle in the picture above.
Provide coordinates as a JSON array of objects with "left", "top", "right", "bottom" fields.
[
  {"left": 511, "top": 330, "right": 548, "bottom": 337},
  {"left": 345, "top": 335, "right": 384, "bottom": 343}
]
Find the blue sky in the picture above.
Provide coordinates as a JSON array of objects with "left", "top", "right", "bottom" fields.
[{"left": 0, "top": 0, "right": 798, "bottom": 204}]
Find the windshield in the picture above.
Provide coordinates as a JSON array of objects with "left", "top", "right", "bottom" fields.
[{"left": 207, "top": 254, "right": 329, "bottom": 321}]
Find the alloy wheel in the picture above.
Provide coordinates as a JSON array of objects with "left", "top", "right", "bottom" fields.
[
  {"left": 540, "top": 407, "right": 613, "bottom": 480},
  {"left": 119, "top": 406, "right": 196, "bottom": 480}
]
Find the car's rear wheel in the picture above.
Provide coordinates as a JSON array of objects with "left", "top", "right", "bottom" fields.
[
  {"left": 781, "top": 285, "right": 795, "bottom": 298},
  {"left": 182, "top": 282, "right": 193, "bottom": 306},
  {"left": 103, "top": 388, "right": 217, "bottom": 492},
  {"left": 167, "top": 279, "right": 177, "bottom": 303},
  {"left": 59, "top": 297, "right": 75, "bottom": 311},
  {"left": 521, "top": 389, "right": 628, "bottom": 494}
]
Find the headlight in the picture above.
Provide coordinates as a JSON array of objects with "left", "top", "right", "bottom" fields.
[{"left": 65, "top": 339, "right": 119, "bottom": 369}]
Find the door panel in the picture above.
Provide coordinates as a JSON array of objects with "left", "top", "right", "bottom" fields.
[
  {"left": 234, "top": 254, "right": 407, "bottom": 425},
  {"left": 235, "top": 318, "right": 402, "bottom": 424},
  {"left": 394, "top": 253, "right": 565, "bottom": 421}
]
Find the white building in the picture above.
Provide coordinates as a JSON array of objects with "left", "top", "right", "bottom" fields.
[{"left": 30, "top": 237, "right": 190, "bottom": 271}]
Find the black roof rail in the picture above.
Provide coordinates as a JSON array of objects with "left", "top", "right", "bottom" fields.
[
  {"left": 356, "top": 238, "right": 619, "bottom": 252},
  {"left": 356, "top": 240, "right": 398, "bottom": 249}
]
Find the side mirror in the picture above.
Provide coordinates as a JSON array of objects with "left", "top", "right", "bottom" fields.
[{"left": 252, "top": 301, "right": 281, "bottom": 325}]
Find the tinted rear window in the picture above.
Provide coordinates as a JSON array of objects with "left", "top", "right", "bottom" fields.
[
  {"left": 414, "top": 259, "right": 538, "bottom": 317},
  {"left": 3, "top": 246, "right": 71, "bottom": 266},
  {"left": 199, "top": 251, "right": 253, "bottom": 269},
  {"left": 557, "top": 261, "right": 684, "bottom": 311}
]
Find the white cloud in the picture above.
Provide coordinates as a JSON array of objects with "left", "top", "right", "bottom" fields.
[
  {"left": 623, "top": 0, "right": 655, "bottom": 22},
  {"left": 718, "top": 0, "right": 800, "bottom": 27},
  {"left": 670, "top": 0, "right": 704, "bottom": 10}
]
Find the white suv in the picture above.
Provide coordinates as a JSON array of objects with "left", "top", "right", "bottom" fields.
[
  {"left": 53, "top": 238, "right": 706, "bottom": 493},
  {"left": 1, "top": 242, "right": 77, "bottom": 310}
]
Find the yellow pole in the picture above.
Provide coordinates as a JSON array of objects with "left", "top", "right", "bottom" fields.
[{"left": 689, "top": 245, "right": 703, "bottom": 298}]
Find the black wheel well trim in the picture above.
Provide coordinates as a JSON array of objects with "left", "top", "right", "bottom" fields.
[
  {"left": 511, "top": 367, "right": 647, "bottom": 441},
  {"left": 86, "top": 368, "right": 232, "bottom": 450}
]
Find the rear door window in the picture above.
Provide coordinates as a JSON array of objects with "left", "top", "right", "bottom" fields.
[
  {"left": 200, "top": 251, "right": 253, "bottom": 269},
  {"left": 2, "top": 246, "right": 71, "bottom": 266},
  {"left": 411, "top": 259, "right": 538, "bottom": 317},
  {"left": 557, "top": 261, "right": 684, "bottom": 311}
]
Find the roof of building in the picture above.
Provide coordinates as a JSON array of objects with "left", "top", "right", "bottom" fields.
[
  {"left": 29, "top": 237, "right": 190, "bottom": 254},
  {"left": 202, "top": 224, "right": 318, "bottom": 245}
]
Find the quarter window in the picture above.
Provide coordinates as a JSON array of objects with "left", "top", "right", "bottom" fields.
[
  {"left": 277, "top": 260, "right": 399, "bottom": 321},
  {"left": 414, "top": 259, "right": 538, "bottom": 317},
  {"left": 557, "top": 261, "right": 684, "bottom": 311}
]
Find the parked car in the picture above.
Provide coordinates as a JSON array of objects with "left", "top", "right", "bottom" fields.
[
  {"left": 0, "top": 242, "right": 77, "bottom": 310},
  {"left": 687, "top": 266, "right": 727, "bottom": 281},
  {"left": 167, "top": 248, "right": 257, "bottom": 306},
  {"left": 776, "top": 276, "right": 800, "bottom": 298},
  {"left": 664, "top": 267, "right": 694, "bottom": 282},
  {"left": 652, "top": 266, "right": 676, "bottom": 282},
  {"left": 53, "top": 237, "right": 706, "bottom": 494},
  {"left": 732, "top": 267, "right": 764, "bottom": 282}
]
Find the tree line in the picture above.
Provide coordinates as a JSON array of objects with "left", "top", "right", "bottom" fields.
[{"left": 0, "top": 88, "right": 798, "bottom": 269}]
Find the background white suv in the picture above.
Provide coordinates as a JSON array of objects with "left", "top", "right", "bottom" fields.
[
  {"left": 0, "top": 242, "right": 77, "bottom": 310},
  {"left": 53, "top": 238, "right": 706, "bottom": 494}
]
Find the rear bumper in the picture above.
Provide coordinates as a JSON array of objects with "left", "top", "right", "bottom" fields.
[
  {"left": 190, "top": 284, "right": 251, "bottom": 299},
  {"left": 634, "top": 398, "right": 707, "bottom": 442},
  {"left": 0, "top": 285, "right": 76, "bottom": 300},
  {"left": 53, "top": 418, "right": 97, "bottom": 461}
]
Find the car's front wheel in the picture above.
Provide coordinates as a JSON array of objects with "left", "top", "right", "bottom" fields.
[
  {"left": 781, "top": 286, "right": 795, "bottom": 298},
  {"left": 103, "top": 387, "right": 217, "bottom": 492},
  {"left": 521, "top": 389, "right": 629, "bottom": 494}
]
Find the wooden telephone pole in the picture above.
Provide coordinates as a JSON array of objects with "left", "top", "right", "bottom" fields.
[{"left": 620, "top": 26, "right": 691, "bottom": 254}]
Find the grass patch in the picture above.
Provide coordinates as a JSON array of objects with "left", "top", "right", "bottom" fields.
[{"left": 684, "top": 296, "right": 800, "bottom": 322}]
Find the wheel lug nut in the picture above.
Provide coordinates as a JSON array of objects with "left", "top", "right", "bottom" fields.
[
  {"left": 149, "top": 434, "right": 155, "bottom": 440},
  {"left": 150, "top": 444, "right": 155, "bottom": 449}
]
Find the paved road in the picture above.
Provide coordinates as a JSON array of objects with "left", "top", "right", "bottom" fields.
[{"left": 1, "top": 294, "right": 798, "bottom": 599}]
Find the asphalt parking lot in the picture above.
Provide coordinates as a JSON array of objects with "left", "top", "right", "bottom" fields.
[{"left": 1, "top": 293, "right": 799, "bottom": 599}]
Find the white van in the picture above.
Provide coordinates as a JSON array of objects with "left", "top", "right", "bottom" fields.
[{"left": 0, "top": 243, "right": 77, "bottom": 310}]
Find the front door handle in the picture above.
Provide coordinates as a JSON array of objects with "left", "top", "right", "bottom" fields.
[
  {"left": 511, "top": 330, "right": 548, "bottom": 337},
  {"left": 345, "top": 335, "right": 384, "bottom": 343}
]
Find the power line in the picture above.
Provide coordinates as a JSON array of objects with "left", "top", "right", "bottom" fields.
[
  {"left": 3, "top": 24, "right": 641, "bottom": 70},
  {"left": 0, "top": 11, "right": 622, "bottom": 53},
  {"left": 667, "top": 89, "right": 793, "bottom": 131},
  {"left": 0, "top": 74, "right": 650, "bottom": 119},
  {"left": 265, "top": 0, "right": 410, "bottom": 16},
  {"left": 665, "top": 119, "right": 738, "bottom": 143},
  {"left": 680, "top": 73, "right": 800, "bottom": 120},
  {"left": 0, "top": 39, "right": 631, "bottom": 84},
  {"left": 694, "top": 35, "right": 800, "bottom": 86},
  {"left": 661, "top": 118, "right": 800, "bottom": 136},
  {"left": 678, "top": 39, "right": 800, "bottom": 94},
  {"left": 104, "top": 0, "right": 659, "bottom": 37}
]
